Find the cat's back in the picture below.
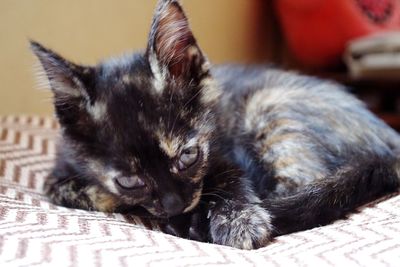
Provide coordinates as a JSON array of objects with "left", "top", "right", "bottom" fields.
[{"left": 212, "top": 65, "right": 400, "bottom": 177}]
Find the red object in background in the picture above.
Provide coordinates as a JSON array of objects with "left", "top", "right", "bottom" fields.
[{"left": 275, "top": 0, "right": 400, "bottom": 68}]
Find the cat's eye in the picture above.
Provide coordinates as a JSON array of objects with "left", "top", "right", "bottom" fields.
[
  {"left": 115, "top": 176, "right": 146, "bottom": 190},
  {"left": 178, "top": 146, "right": 199, "bottom": 171}
]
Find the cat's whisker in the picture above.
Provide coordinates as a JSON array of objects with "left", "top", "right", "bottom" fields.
[
  {"left": 212, "top": 169, "right": 240, "bottom": 179},
  {"left": 49, "top": 173, "right": 82, "bottom": 187},
  {"left": 201, "top": 192, "right": 226, "bottom": 201},
  {"left": 207, "top": 188, "right": 232, "bottom": 196}
]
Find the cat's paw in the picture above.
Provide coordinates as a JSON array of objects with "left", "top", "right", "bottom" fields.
[{"left": 209, "top": 201, "right": 272, "bottom": 249}]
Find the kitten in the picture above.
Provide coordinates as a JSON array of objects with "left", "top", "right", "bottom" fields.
[{"left": 31, "top": 0, "right": 400, "bottom": 249}]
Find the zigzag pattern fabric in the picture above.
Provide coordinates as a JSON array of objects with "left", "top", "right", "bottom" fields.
[{"left": 0, "top": 115, "right": 399, "bottom": 267}]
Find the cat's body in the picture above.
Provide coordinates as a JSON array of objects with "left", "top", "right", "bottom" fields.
[
  {"left": 214, "top": 65, "right": 400, "bottom": 197},
  {"left": 31, "top": 0, "right": 400, "bottom": 249}
]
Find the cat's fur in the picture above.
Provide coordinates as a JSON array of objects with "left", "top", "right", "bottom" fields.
[{"left": 31, "top": 0, "right": 400, "bottom": 249}]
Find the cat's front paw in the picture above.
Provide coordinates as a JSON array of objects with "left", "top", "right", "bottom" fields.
[{"left": 209, "top": 201, "right": 272, "bottom": 249}]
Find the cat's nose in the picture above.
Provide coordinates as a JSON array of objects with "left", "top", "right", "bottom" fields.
[{"left": 161, "top": 193, "right": 185, "bottom": 217}]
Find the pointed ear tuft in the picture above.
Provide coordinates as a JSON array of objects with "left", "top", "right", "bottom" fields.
[
  {"left": 30, "top": 40, "right": 92, "bottom": 100},
  {"left": 147, "top": 0, "right": 207, "bottom": 80}
]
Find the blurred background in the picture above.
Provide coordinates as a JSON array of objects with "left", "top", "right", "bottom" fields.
[
  {"left": 1, "top": 0, "right": 400, "bottom": 129},
  {"left": 0, "top": 0, "right": 272, "bottom": 115}
]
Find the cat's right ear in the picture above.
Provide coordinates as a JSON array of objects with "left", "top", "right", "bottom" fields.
[{"left": 30, "top": 40, "right": 94, "bottom": 102}]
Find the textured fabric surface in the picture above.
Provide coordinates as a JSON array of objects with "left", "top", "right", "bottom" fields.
[{"left": 0, "top": 115, "right": 399, "bottom": 267}]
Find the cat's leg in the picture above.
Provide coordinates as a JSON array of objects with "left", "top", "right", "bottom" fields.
[
  {"left": 44, "top": 169, "right": 120, "bottom": 213},
  {"left": 204, "top": 163, "right": 273, "bottom": 249},
  {"left": 208, "top": 197, "right": 272, "bottom": 249},
  {"left": 263, "top": 155, "right": 400, "bottom": 237},
  {"left": 251, "top": 126, "right": 400, "bottom": 235}
]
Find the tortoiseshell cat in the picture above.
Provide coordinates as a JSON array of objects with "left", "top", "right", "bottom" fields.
[{"left": 31, "top": 0, "right": 400, "bottom": 249}]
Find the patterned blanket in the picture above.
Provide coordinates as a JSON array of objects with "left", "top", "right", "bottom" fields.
[{"left": 0, "top": 115, "right": 399, "bottom": 267}]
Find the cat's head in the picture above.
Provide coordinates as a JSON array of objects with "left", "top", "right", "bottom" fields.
[{"left": 31, "top": 0, "right": 220, "bottom": 217}]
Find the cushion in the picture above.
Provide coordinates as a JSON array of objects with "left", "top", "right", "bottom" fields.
[{"left": 1, "top": 115, "right": 399, "bottom": 266}]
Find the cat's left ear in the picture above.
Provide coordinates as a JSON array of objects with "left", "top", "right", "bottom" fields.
[
  {"left": 147, "top": 0, "right": 208, "bottom": 82},
  {"left": 30, "top": 41, "right": 106, "bottom": 126},
  {"left": 30, "top": 40, "right": 95, "bottom": 102}
]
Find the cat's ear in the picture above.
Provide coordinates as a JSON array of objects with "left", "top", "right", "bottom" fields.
[
  {"left": 30, "top": 40, "right": 94, "bottom": 102},
  {"left": 147, "top": 0, "right": 208, "bottom": 82},
  {"left": 30, "top": 41, "right": 105, "bottom": 126}
]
